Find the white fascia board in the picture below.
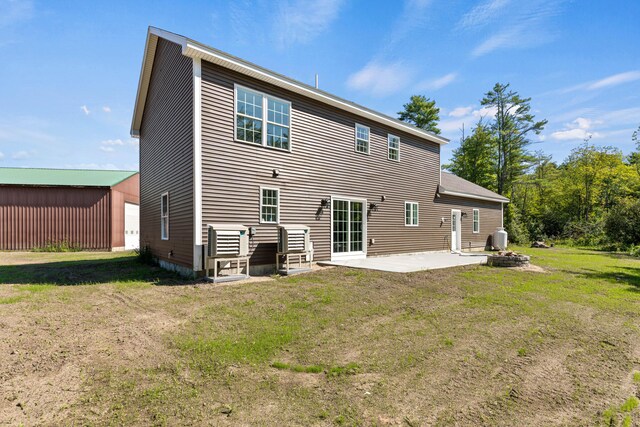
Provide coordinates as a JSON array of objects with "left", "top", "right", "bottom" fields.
[
  {"left": 439, "top": 188, "right": 510, "bottom": 203},
  {"left": 131, "top": 27, "right": 449, "bottom": 146}
]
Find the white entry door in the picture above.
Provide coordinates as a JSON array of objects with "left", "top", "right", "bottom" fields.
[
  {"left": 451, "top": 209, "right": 462, "bottom": 252},
  {"left": 124, "top": 203, "right": 140, "bottom": 250},
  {"left": 331, "top": 197, "right": 366, "bottom": 260}
]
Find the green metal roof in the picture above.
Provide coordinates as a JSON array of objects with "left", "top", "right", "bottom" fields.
[{"left": 0, "top": 168, "right": 138, "bottom": 187}]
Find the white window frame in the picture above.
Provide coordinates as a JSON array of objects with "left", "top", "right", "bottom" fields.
[
  {"left": 405, "top": 201, "right": 419, "bottom": 226},
  {"left": 260, "top": 186, "right": 280, "bottom": 224},
  {"left": 388, "top": 134, "right": 400, "bottom": 161},
  {"left": 234, "top": 84, "right": 292, "bottom": 152},
  {"left": 354, "top": 123, "right": 370, "bottom": 154},
  {"left": 473, "top": 208, "right": 480, "bottom": 233},
  {"left": 161, "top": 192, "right": 169, "bottom": 240}
]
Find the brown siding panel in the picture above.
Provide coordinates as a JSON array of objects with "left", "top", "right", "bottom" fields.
[
  {"left": 0, "top": 186, "right": 111, "bottom": 250},
  {"left": 200, "top": 61, "right": 503, "bottom": 266},
  {"left": 139, "top": 39, "right": 194, "bottom": 268}
]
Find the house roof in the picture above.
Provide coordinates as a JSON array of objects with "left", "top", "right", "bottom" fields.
[
  {"left": 439, "top": 172, "right": 510, "bottom": 203},
  {"left": 130, "top": 27, "right": 449, "bottom": 146},
  {"left": 0, "top": 168, "right": 138, "bottom": 187}
]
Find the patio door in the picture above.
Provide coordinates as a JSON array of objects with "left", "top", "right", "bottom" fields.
[
  {"left": 331, "top": 197, "right": 366, "bottom": 260},
  {"left": 451, "top": 209, "right": 462, "bottom": 252}
]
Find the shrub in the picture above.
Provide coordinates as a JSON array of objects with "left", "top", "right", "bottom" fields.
[
  {"left": 604, "top": 199, "right": 640, "bottom": 248},
  {"left": 135, "top": 245, "right": 156, "bottom": 265}
]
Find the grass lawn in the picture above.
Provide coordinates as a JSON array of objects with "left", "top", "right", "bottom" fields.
[{"left": 1, "top": 247, "right": 640, "bottom": 426}]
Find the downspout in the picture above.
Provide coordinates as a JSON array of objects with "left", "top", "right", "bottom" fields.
[{"left": 192, "top": 57, "right": 203, "bottom": 273}]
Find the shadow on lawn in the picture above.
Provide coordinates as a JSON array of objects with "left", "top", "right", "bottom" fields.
[
  {"left": 0, "top": 256, "right": 190, "bottom": 286},
  {"left": 572, "top": 266, "right": 640, "bottom": 293}
]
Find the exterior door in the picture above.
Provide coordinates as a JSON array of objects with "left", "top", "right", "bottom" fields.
[
  {"left": 124, "top": 203, "right": 140, "bottom": 250},
  {"left": 451, "top": 209, "right": 462, "bottom": 252},
  {"left": 331, "top": 197, "right": 366, "bottom": 260}
]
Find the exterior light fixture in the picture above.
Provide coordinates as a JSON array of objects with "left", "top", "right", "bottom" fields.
[
  {"left": 320, "top": 198, "right": 329, "bottom": 207},
  {"left": 272, "top": 168, "right": 280, "bottom": 177}
]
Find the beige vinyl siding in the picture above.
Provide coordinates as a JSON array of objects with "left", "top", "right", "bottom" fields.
[
  {"left": 200, "top": 60, "right": 446, "bottom": 265},
  {"left": 435, "top": 195, "right": 503, "bottom": 251},
  {"left": 139, "top": 39, "right": 194, "bottom": 268}
]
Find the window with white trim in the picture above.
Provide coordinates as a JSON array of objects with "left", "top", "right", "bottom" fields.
[
  {"left": 405, "top": 201, "right": 418, "bottom": 226},
  {"left": 161, "top": 192, "right": 169, "bottom": 240},
  {"left": 388, "top": 134, "right": 400, "bottom": 161},
  {"left": 236, "top": 85, "right": 290, "bottom": 150},
  {"left": 260, "top": 187, "right": 280, "bottom": 223},
  {"left": 473, "top": 208, "right": 480, "bottom": 233},
  {"left": 355, "top": 123, "right": 369, "bottom": 154}
]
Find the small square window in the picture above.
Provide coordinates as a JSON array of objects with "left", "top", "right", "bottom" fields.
[
  {"left": 405, "top": 201, "right": 418, "bottom": 226},
  {"left": 355, "top": 124, "right": 369, "bottom": 154},
  {"left": 388, "top": 134, "right": 400, "bottom": 161},
  {"left": 260, "top": 187, "right": 280, "bottom": 223}
]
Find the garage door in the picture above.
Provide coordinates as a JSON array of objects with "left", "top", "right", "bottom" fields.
[{"left": 124, "top": 203, "right": 139, "bottom": 250}]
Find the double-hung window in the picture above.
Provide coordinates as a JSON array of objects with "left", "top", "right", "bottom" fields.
[
  {"left": 405, "top": 201, "right": 418, "bottom": 226},
  {"left": 161, "top": 192, "right": 169, "bottom": 240},
  {"left": 388, "top": 134, "right": 400, "bottom": 161},
  {"left": 473, "top": 209, "right": 480, "bottom": 233},
  {"left": 236, "top": 85, "right": 290, "bottom": 151},
  {"left": 260, "top": 187, "right": 280, "bottom": 223},
  {"left": 355, "top": 124, "right": 369, "bottom": 154}
]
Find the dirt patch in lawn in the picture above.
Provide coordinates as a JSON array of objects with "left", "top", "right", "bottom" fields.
[{"left": 1, "top": 249, "right": 640, "bottom": 425}]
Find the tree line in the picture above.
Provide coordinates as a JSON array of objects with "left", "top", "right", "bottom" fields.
[{"left": 398, "top": 87, "right": 640, "bottom": 251}]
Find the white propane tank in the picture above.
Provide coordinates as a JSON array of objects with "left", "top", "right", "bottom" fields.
[{"left": 493, "top": 227, "right": 508, "bottom": 250}]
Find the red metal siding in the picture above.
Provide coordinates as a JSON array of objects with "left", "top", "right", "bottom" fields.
[{"left": 0, "top": 186, "right": 111, "bottom": 250}]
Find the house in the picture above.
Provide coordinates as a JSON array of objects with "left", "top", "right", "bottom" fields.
[
  {"left": 131, "top": 27, "right": 509, "bottom": 276},
  {"left": 0, "top": 168, "right": 139, "bottom": 251}
]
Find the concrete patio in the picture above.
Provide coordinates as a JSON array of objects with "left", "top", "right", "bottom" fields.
[{"left": 319, "top": 252, "right": 487, "bottom": 273}]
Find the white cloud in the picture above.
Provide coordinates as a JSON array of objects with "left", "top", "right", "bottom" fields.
[
  {"left": 0, "top": 151, "right": 4, "bottom": 160},
  {"left": 347, "top": 61, "right": 413, "bottom": 97},
  {"left": 99, "top": 146, "right": 115, "bottom": 152},
  {"left": 458, "top": 0, "right": 510, "bottom": 29},
  {"left": 587, "top": 71, "right": 640, "bottom": 90},
  {"left": 550, "top": 117, "right": 601, "bottom": 141},
  {"left": 466, "top": 0, "right": 563, "bottom": 58},
  {"left": 417, "top": 73, "right": 457, "bottom": 91},
  {"left": 80, "top": 105, "right": 90, "bottom": 115},
  {"left": 272, "top": 0, "right": 344, "bottom": 48},
  {"left": 12, "top": 149, "right": 36, "bottom": 160},
  {"left": 449, "top": 106, "right": 473, "bottom": 117},
  {"left": 101, "top": 139, "right": 124, "bottom": 146},
  {"left": 102, "top": 106, "right": 111, "bottom": 113}
]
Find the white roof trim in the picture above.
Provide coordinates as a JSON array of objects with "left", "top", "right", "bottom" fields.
[
  {"left": 438, "top": 187, "right": 510, "bottom": 203},
  {"left": 130, "top": 27, "right": 449, "bottom": 146}
]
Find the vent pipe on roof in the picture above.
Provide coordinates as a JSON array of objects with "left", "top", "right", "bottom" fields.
[{"left": 315, "top": 74, "right": 319, "bottom": 89}]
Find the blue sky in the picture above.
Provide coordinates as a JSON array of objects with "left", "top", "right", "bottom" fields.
[{"left": 0, "top": 0, "right": 638, "bottom": 171}]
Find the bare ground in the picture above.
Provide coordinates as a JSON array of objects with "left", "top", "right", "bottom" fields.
[{"left": 1, "top": 248, "right": 639, "bottom": 426}]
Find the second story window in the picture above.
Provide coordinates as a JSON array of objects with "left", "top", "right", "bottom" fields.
[
  {"left": 388, "top": 134, "right": 400, "bottom": 161},
  {"left": 236, "top": 85, "right": 291, "bottom": 151},
  {"left": 355, "top": 124, "right": 369, "bottom": 154}
]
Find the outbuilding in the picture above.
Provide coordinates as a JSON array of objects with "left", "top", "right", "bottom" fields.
[{"left": 0, "top": 168, "right": 139, "bottom": 251}]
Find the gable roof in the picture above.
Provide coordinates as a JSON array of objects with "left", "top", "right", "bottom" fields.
[
  {"left": 0, "top": 168, "right": 138, "bottom": 188},
  {"left": 130, "top": 27, "right": 449, "bottom": 146},
  {"left": 439, "top": 172, "right": 509, "bottom": 203}
]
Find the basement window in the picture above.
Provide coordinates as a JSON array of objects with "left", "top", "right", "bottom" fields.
[
  {"left": 236, "top": 85, "right": 290, "bottom": 151},
  {"left": 355, "top": 123, "right": 370, "bottom": 154},
  {"left": 388, "top": 134, "right": 400, "bottom": 161},
  {"left": 405, "top": 201, "right": 418, "bottom": 226},
  {"left": 473, "top": 208, "right": 480, "bottom": 233},
  {"left": 260, "top": 187, "right": 280, "bottom": 224},
  {"left": 161, "top": 192, "right": 169, "bottom": 240}
]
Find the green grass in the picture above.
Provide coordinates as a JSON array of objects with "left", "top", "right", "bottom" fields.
[{"left": 3, "top": 246, "right": 640, "bottom": 426}]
